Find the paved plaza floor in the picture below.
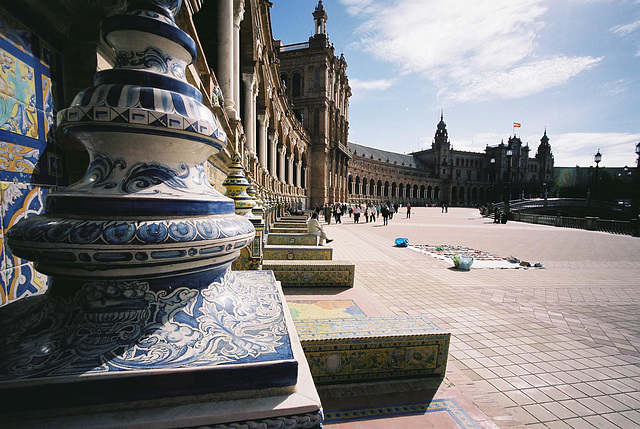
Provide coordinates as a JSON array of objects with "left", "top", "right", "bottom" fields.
[{"left": 283, "top": 207, "right": 640, "bottom": 428}]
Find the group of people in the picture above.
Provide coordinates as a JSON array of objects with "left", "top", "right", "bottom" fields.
[
  {"left": 311, "top": 202, "right": 412, "bottom": 226},
  {"left": 306, "top": 201, "right": 418, "bottom": 244}
]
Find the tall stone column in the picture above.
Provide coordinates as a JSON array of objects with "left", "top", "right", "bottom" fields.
[
  {"left": 269, "top": 131, "right": 278, "bottom": 177},
  {"left": 257, "top": 113, "right": 268, "bottom": 168},
  {"left": 278, "top": 147, "right": 286, "bottom": 182},
  {"left": 242, "top": 72, "right": 256, "bottom": 156},
  {"left": 218, "top": 0, "right": 235, "bottom": 118},
  {"left": 295, "top": 160, "right": 302, "bottom": 187},
  {"left": 303, "top": 166, "right": 308, "bottom": 190},
  {"left": 287, "top": 154, "right": 294, "bottom": 186},
  {"left": 232, "top": 0, "right": 244, "bottom": 117}
]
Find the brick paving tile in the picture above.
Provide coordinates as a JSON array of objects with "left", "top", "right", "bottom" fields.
[{"left": 307, "top": 208, "right": 640, "bottom": 428}]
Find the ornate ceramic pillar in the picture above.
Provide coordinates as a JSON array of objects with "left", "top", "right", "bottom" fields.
[
  {"left": 225, "top": 154, "right": 263, "bottom": 271},
  {"left": 2, "top": 1, "right": 317, "bottom": 425}
]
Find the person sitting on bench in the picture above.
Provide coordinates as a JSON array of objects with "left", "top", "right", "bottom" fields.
[{"left": 308, "top": 212, "right": 333, "bottom": 245}]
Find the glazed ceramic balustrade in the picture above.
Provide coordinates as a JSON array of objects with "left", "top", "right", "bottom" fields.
[{"left": 1, "top": 0, "right": 301, "bottom": 409}]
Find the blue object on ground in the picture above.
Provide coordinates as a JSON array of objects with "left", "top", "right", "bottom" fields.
[{"left": 395, "top": 238, "right": 409, "bottom": 247}]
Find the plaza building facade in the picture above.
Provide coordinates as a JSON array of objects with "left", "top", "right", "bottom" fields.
[{"left": 347, "top": 114, "right": 555, "bottom": 207}]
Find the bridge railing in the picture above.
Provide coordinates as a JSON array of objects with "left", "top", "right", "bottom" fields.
[{"left": 485, "top": 198, "right": 638, "bottom": 236}]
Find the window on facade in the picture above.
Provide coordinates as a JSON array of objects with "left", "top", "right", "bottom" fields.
[
  {"left": 467, "top": 170, "right": 471, "bottom": 181},
  {"left": 456, "top": 169, "right": 461, "bottom": 180},
  {"left": 314, "top": 67, "right": 321, "bottom": 92},
  {"left": 292, "top": 72, "right": 302, "bottom": 97}
]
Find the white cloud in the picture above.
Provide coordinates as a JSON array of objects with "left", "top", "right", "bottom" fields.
[
  {"left": 341, "top": 0, "right": 602, "bottom": 103},
  {"left": 610, "top": 19, "right": 640, "bottom": 36},
  {"left": 547, "top": 132, "right": 640, "bottom": 167},
  {"left": 349, "top": 78, "right": 396, "bottom": 92},
  {"left": 611, "top": 19, "right": 640, "bottom": 56},
  {"left": 448, "top": 56, "right": 602, "bottom": 103}
]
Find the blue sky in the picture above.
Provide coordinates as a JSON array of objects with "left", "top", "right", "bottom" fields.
[{"left": 270, "top": 0, "right": 640, "bottom": 168}]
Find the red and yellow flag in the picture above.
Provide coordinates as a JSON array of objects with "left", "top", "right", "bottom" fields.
[{"left": 513, "top": 122, "right": 521, "bottom": 128}]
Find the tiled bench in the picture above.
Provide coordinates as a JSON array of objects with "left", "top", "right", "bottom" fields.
[
  {"left": 272, "top": 222, "right": 309, "bottom": 229},
  {"left": 269, "top": 227, "right": 309, "bottom": 234},
  {"left": 294, "top": 316, "right": 450, "bottom": 385},
  {"left": 263, "top": 245, "right": 332, "bottom": 261},
  {"left": 277, "top": 215, "right": 308, "bottom": 222},
  {"left": 262, "top": 260, "right": 354, "bottom": 288},
  {"left": 267, "top": 233, "right": 318, "bottom": 246}
]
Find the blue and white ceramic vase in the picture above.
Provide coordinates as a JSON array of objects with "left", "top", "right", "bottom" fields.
[
  {"left": 0, "top": 1, "right": 303, "bottom": 396},
  {"left": 7, "top": 0, "right": 254, "bottom": 285}
]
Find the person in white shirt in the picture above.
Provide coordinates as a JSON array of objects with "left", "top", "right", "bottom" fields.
[{"left": 308, "top": 212, "right": 333, "bottom": 245}]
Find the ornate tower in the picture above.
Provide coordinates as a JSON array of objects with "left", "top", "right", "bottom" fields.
[
  {"left": 536, "top": 128, "right": 554, "bottom": 183},
  {"left": 433, "top": 111, "right": 451, "bottom": 179}
]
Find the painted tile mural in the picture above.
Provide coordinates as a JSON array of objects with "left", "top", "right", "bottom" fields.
[{"left": 0, "top": 6, "right": 64, "bottom": 305}]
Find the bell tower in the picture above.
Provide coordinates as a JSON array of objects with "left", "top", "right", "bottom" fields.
[
  {"left": 536, "top": 128, "right": 554, "bottom": 183},
  {"left": 433, "top": 111, "right": 451, "bottom": 179}
]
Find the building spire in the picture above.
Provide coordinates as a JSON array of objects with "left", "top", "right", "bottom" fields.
[{"left": 313, "top": 1, "right": 328, "bottom": 35}]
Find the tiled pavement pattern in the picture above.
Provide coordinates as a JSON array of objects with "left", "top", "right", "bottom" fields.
[{"left": 284, "top": 207, "right": 640, "bottom": 428}]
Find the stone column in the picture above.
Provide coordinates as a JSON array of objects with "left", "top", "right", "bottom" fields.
[
  {"left": 278, "top": 146, "right": 285, "bottom": 182},
  {"left": 257, "top": 114, "right": 268, "bottom": 168},
  {"left": 232, "top": 0, "right": 244, "bottom": 118},
  {"left": 242, "top": 73, "right": 256, "bottom": 157},
  {"left": 287, "top": 154, "right": 294, "bottom": 186},
  {"left": 269, "top": 131, "right": 278, "bottom": 177},
  {"left": 303, "top": 166, "right": 308, "bottom": 189},
  {"left": 295, "top": 160, "right": 302, "bottom": 188},
  {"left": 218, "top": 0, "right": 235, "bottom": 118}
]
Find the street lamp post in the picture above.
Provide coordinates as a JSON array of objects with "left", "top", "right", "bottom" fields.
[
  {"left": 503, "top": 147, "right": 513, "bottom": 222},
  {"left": 633, "top": 143, "right": 640, "bottom": 236},
  {"left": 594, "top": 149, "right": 602, "bottom": 200},
  {"left": 490, "top": 157, "right": 495, "bottom": 205}
]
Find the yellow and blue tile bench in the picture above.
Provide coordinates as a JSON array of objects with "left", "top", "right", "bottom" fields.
[
  {"left": 294, "top": 316, "right": 450, "bottom": 385},
  {"left": 263, "top": 245, "right": 333, "bottom": 261},
  {"left": 262, "top": 260, "right": 355, "bottom": 288},
  {"left": 267, "top": 233, "right": 319, "bottom": 246}
]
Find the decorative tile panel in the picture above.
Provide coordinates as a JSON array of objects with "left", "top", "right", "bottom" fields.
[
  {"left": 296, "top": 316, "right": 450, "bottom": 384},
  {"left": 263, "top": 245, "right": 332, "bottom": 261},
  {"left": 267, "top": 233, "right": 318, "bottom": 246},
  {"left": 0, "top": 5, "right": 63, "bottom": 306},
  {"left": 0, "top": 6, "right": 65, "bottom": 187},
  {"left": 263, "top": 260, "right": 355, "bottom": 287}
]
